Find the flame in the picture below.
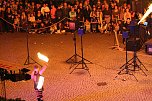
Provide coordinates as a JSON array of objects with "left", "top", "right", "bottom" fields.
[
  {"left": 138, "top": 4, "right": 152, "bottom": 24},
  {"left": 37, "top": 52, "right": 49, "bottom": 62},
  {"left": 37, "top": 76, "right": 44, "bottom": 90}
]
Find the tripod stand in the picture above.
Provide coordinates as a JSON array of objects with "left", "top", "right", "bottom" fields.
[
  {"left": 66, "top": 23, "right": 93, "bottom": 65},
  {"left": 128, "top": 25, "right": 148, "bottom": 73},
  {"left": 0, "top": 68, "right": 6, "bottom": 101},
  {"left": 115, "top": 31, "right": 147, "bottom": 81},
  {"left": 70, "top": 28, "right": 91, "bottom": 76},
  {"left": 124, "top": 37, "right": 148, "bottom": 73},
  {"left": 24, "top": 28, "right": 41, "bottom": 66},
  {"left": 115, "top": 31, "right": 138, "bottom": 81}
]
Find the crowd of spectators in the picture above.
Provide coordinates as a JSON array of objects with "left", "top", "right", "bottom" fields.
[{"left": 0, "top": 0, "right": 146, "bottom": 35}]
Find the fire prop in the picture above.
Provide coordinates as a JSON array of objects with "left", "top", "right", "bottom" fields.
[
  {"left": 138, "top": 4, "right": 152, "bottom": 24},
  {"left": 37, "top": 52, "right": 49, "bottom": 62}
]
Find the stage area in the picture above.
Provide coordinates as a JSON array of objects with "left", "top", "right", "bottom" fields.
[{"left": 0, "top": 32, "right": 152, "bottom": 101}]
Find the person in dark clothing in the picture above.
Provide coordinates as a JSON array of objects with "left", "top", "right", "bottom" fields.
[
  {"left": 34, "top": 4, "right": 42, "bottom": 16},
  {"left": 122, "top": 18, "right": 131, "bottom": 44},
  {"left": 56, "top": 5, "right": 63, "bottom": 31},
  {"left": 4, "top": 7, "right": 14, "bottom": 32},
  {"left": 35, "top": 11, "right": 43, "bottom": 29},
  {"left": 102, "top": 4, "right": 111, "bottom": 24},
  {"left": 76, "top": 8, "right": 84, "bottom": 29},
  {"left": 83, "top": 5, "right": 91, "bottom": 21},
  {"left": 62, "top": 2, "right": 70, "bottom": 18},
  {"left": 146, "top": 14, "right": 152, "bottom": 38},
  {"left": 56, "top": 5, "right": 63, "bottom": 21},
  {"left": 147, "top": 14, "right": 152, "bottom": 28},
  {"left": 38, "top": 22, "right": 46, "bottom": 34}
]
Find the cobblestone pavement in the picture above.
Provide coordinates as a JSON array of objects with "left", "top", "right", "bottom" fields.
[{"left": 0, "top": 32, "right": 152, "bottom": 101}]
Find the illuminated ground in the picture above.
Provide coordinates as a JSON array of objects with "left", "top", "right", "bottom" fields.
[{"left": 0, "top": 32, "right": 152, "bottom": 101}]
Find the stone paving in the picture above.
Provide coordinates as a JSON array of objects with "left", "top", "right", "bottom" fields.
[{"left": 0, "top": 32, "right": 152, "bottom": 101}]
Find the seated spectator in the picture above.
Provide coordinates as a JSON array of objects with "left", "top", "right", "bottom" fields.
[
  {"left": 20, "top": 12, "right": 27, "bottom": 31},
  {"left": 98, "top": 21, "right": 108, "bottom": 34},
  {"left": 63, "top": 20, "right": 70, "bottom": 33},
  {"left": 113, "top": 22, "right": 120, "bottom": 34},
  {"left": 50, "top": 24, "right": 57, "bottom": 34},
  {"left": 29, "top": 13, "right": 36, "bottom": 23},
  {"left": 44, "top": 20, "right": 51, "bottom": 33},
  {"left": 35, "top": 11, "right": 43, "bottom": 28},
  {"left": 13, "top": 15, "right": 20, "bottom": 32},
  {"left": 55, "top": 22, "right": 64, "bottom": 34},
  {"left": 28, "top": 13, "right": 35, "bottom": 31},
  {"left": 117, "top": 20, "right": 123, "bottom": 35},
  {"left": 38, "top": 22, "right": 46, "bottom": 34},
  {"left": 84, "top": 19, "right": 91, "bottom": 32},
  {"left": 30, "top": 22, "right": 38, "bottom": 34},
  {"left": 91, "top": 14, "right": 98, "bottom": 32}
]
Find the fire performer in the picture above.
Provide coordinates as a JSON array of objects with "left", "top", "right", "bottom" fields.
[{"left": 31, "top": 52, "right": 49, "bottom": 101}]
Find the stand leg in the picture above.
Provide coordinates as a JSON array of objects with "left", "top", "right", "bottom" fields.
[
  {"left": 129, "top": 57, "right": 147, "bottom": 76},
  {"left": 136, "top": 57, "right": 148, "bottom": 71}
]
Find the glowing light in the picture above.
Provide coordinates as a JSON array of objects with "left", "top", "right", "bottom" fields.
[
  {"left": 138, "top": 4, "right": 152, "bottom": 24},
  {"left": 37, "top": 76, "right": 44, "bottom": 90},
  {"left": 37, "top": 52, "right": 49, "bottom": 62}
]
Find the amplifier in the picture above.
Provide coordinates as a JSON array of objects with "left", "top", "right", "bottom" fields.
[
  {"left": 145, "top": 38, "right": 152, "bottom": 55},
  {"left": 126, "top": 38, "right": 141, "bottom": 51}
]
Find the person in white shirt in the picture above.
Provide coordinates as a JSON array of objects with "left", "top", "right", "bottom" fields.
[{"left": 41, "top": 4, "right": 50, "bottom": 16}]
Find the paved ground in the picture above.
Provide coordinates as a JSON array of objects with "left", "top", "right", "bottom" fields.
[{"left": 0, "top": 32, "right": 152, "bottom": 101}]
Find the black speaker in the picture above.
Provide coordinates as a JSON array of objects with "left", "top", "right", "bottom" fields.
[{"left": 126, "top": 38, "right": 141, "bottom": 51}]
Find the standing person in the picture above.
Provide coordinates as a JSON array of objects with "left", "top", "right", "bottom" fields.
[
  {"left": 55, "top": 5, "right": 63, "bottom": 33},
  {"left": 90, "top": 6, "right": 97, "bottom": 32},
  {"left": 123, "top": 8, "right": 131, "bottom": 23},
  {"left": 69, "top": 6, "right": 76, "bottom": 21},
  {"left": 62, "top": 2, "right": 70, "bottom": 18},
  {"left": 76, "top": 8, "right": 84, "bottom": 29},
  {"left": 102, "top": 4, "right": 111, "bottom": 24},
  {"left": 50, "top": 5, "right": 56, "bottom": 24},
  {"left": 31, "top": 64, "right": 48, "bottom": 101},
  {"left": 83, "top": 5, "right": 91, "bottom": 21}
]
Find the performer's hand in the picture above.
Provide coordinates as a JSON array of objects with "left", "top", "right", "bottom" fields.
[{"left": 44, "top": 63, "right": 48, "bottom": 67}]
